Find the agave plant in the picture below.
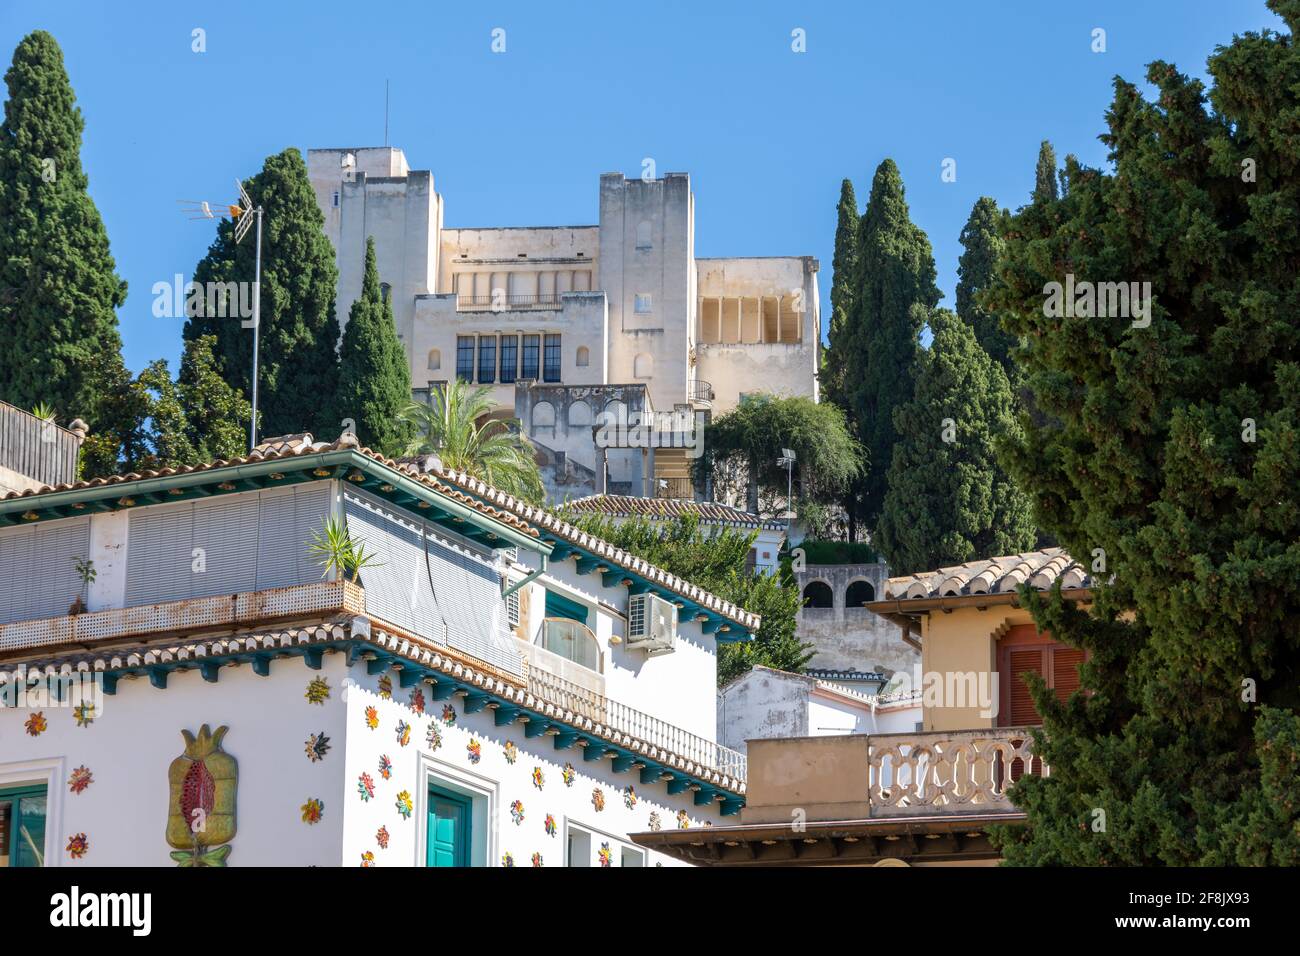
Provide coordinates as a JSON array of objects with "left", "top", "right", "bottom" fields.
[
  {"left": 399, "top": 379, "right": 545, "bottom": 504},
  {"left": 30, "top": 401, "right": 56, "bottom": 423},
  {"left": 307, "top": 517, "right": 383, "bottom": 583}
]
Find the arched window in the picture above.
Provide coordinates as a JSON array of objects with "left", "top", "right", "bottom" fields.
[
  {"left": 380, "top": 282, "right": 392, "bottom": 303},
  {"left": 541, "top": 619, "right": 601, "bottom": 672},
  {"left": 633, "top": 353, "right": 654, "bottom": 379},
  {"left": 601, "top": 399, "right": 627, "bottom": 429},
  {"left": 531, "top": 401, "right": 556, "bottom": 431},
  {"left": 802, "top": 581, "right": 833, "bottom": 609},
  {"left": 427, "top": 349, "right": 441, "bottom": 371},
  {"left": 576, "top": 345, "right": 590, "bottom": 367},
  {"left": 567, "top": 401, "right": 592, "bottom": 428},
  {"left": 846, "top": 579, "right": 876, "bottom": 607}
]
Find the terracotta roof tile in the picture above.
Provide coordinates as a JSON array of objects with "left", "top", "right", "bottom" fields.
[
  {"left": 883, "top": 548, "right": 1092, "bottom": 601},
  {"left": 561, "top": 494, "right": 787, "bottom": 531}
]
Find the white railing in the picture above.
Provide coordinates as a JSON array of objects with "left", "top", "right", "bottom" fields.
[
  {"left": 867, "top": 728, "right": 1042, "bottom": 817},
  {"left": 527, "top": 665, "right": 747, "bottom": 784}
]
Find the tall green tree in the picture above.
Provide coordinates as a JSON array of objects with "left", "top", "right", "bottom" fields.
[
  {"left": 822, "top": 179, "right": 859, "bottom": 405},
  {"left": 0, "top": 31, "right": 128, "bottom": 427},
  {"left": 697, "top": 393, "right": 863, "bottom": 527},
  {"left": 335, "top": 238, "right": 414, "bottom": 456},
  {"left": 400, "top": 379, "right": 544, "bottom": 504},
  {"left": 559, "top": 511, "right": 809, "bottom": 686},
  {"left": 986, "top": 0, "right": 1300, "bottom": 865},
  {"left": 876, "top": 308, "right": 1035, "bottom": 575},
  {"left": 183, "top": 148, "right": 340, "bottom": 439},
  {"left": 1033, "top": 139, "right": 1058, "bottom": 202},
  {"left": 837, "top": 159, "right": 940, "bottom": 536},
  {"left": 176, "top": 334, "right": 254, "bottom": 462},
  {"left": 956, "top": 196, "right": 1016, "bottom": 378}
]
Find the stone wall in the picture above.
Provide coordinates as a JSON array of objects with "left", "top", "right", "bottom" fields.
[{"left": 795, "top": 563, "right": 917, "bottom": 678}]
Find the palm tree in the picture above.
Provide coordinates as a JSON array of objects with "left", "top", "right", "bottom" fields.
[{"left": 399, "top": 380, "right": 545, "bottom": 504}]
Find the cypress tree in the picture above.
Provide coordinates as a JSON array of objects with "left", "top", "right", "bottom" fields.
[
  {"left": 0, "top": 31, "right": 128, "bottom": 425},
  {"left": 840, "top": 159, "right": 940, "bottom": 533},
  {"left": 876, "top": 308, "right": 1035, "bottom": 575},
  {"left": 986, "top": 0, "right": 1300, "bottom": 865},
  {"left": 184, "top": 148, "right": 340, "bottom": 440},
  {"left": 1033, "top": 140, "right": 1058, "bottom": 202},
  {"left": 822, "top": 179, "right": 859, "bottom": 407},
  {"left": 335, "top": 238, "right": 414, "bottom": 456},
  {"left": 956, "top": 196, "right": 1016, "bottom": 378}
]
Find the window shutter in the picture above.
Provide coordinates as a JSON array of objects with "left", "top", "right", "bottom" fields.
[
  {"left": 1006, "top": 648, "right": 1045, "bottom": 726},
  {"left": 29, "top": 518, "right": 91, "bottom": 619},
  {"left": 256, "top": 483, "right": 331, "bottom": 590},
  {"left": 191, "top": 494, "right": 259, "bottom": 598},
  {"left": 126, "top": 501, "right": 195, "bottom": 607},
  {"left": 1052, "top": 647, "right": 1086, "bottom": 702},
  {"left": 0, "top": 526, "right": 35, "bottom": 623}
]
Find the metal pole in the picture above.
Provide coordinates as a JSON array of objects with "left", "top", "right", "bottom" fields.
[
  {"left": 786, "top": 460, "right": 793, "bottom": 537},
  {"left": 249, "top": 206, "right": 263, "bottom": 451}
]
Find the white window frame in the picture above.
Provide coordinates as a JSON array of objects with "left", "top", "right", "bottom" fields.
[
  {"left": 563, "top": 819, "right": 648, "bottom": 867},
  {"left": 0, "top": 757, "right": 64, "bottom": 869},
  {"left": 415, "top": 752, "right": 498, "bottom": 868}
]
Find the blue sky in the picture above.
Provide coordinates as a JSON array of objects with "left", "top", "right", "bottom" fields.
[{"left": 0, "top": 0, "right": 1283, "bottom": 373}]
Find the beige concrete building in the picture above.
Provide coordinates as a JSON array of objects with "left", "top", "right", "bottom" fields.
[
  {"left": 307, "top": 147, "right": 820, "bottom": 503},
  {"left": 639, "top": 549, "right": 1094, "bottom": 866}
]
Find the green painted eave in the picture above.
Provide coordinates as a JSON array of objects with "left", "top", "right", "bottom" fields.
[{"left": 0, "top": 449, "right": 550, "bottom": 557}]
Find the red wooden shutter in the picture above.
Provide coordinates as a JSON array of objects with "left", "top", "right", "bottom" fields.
[
  {"left": 1007, "top": 649, "right": 1046, "bottom": 725},
  {"left": 1052, "top": 648, "right": 1086, "bottom": 703}
]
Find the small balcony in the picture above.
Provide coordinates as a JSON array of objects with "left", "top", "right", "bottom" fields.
[
  {"left": 456, "top": 294, "right": 563, "bottom": 312},
  {"left": 867, "top": 728, "right": 1042, "bottom": 818},
  {"left": 688, "top": 379, "right": 714, "bottom": 408}
]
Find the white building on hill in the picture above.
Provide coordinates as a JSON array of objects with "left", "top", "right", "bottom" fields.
[{"left": 307, "top": 147, "right": 821, "bottom": 503}]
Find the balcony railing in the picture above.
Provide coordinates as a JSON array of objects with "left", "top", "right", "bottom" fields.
[
  {"left": 867, "top": 728, "right": 1042, "bottom": 817},
  {"left": 0, "top": 400, "right": 80, "bottom": 489},
  {"left": 654, "top": 477, "right": 695, "bottom": 500},
  {"left": 688, "top": 379, "right": 714, "bottom": 405},
  {"left": 527, "top": 665, "right": 747, "bottom": 784},
  {"left": 456, "top": 294, "right": 563, "bottom": 311}
]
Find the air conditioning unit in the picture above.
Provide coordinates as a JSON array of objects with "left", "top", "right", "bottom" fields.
[{"left": 627, "top": 593, "right": 677, "bottom": 656}]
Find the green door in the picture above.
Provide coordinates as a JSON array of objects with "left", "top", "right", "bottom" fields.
[
  {"left": 0, "top": 785, "right": 48, "bottom": 868},
  {"left": 426, "top": 786, "right": 471, "bottom": 867}
]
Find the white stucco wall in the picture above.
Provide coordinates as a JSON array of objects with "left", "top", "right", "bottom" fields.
[{"left": 0, "top": 654, "right": 350, "bottom": 867}]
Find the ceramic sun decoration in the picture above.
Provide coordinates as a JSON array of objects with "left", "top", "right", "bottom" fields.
[
  {"left": 68, "top": 765, "right": 93, "bottom": 795},
  {"left": 357, "top": 773, "right": 375, "bottom": 801},
  {"left": 502, "top": 852, "right": 515, "bottom": 867},
  {"left": 544, "top": 814, "right": 557, "bottom": 837},
  {"left": 510, "top": 800, "right": 525, "bottom": 825},
  {"left": 441, "top": 704, "right": 456, "bottom": 726},
  {"left": 305, "top": 676, "right": 331, "bottom": 704},
  {"left": 598, "top": 842, "right": 612, "bottom": 867},
  {"left": 591, "top": 788, "right": 605, "bottom": 812},
  {"left": 562, "top": 763, "right": 575, "bottom": 786},
  {"left": 395, "top": 720, "right": 411, "bottom": 747},
  {"left": 301, "top": 798, "right": 325, "bottom": 824},
  {"left": 73, "top": 702, "right": 95, "bottom": 728},
  {"left": 364, "top": 706, "right": 379, "bottom": 730},
  {"left": 467, "top": 739, "right": 481, "bottom": 764},
  {"left": 166, "top": 724, "right": 237, "bottom": 867},
  {"left": 623, "top": 786, "right": 637, "bottom": 809},
  {"left": 376, "top": 826, "right": 390, "bottom": 849},
  {"left": 532, "top": 767, "right": 545, "bottom": 790},
  {"left": 395, "top": 790, "right": 414, "bottom": 819},
  {"left": 304, "top": 731, "right": 331, "bottom": 762},
  {"left": 66, "top": 833, "right": 89, "bottom": 859},
  {"left": 24, "top": 712, "right": 46, "bottom": 736},
  {"left": 377, "top": 674, "right": 393, "bottom": 699},
  {"left": 532, "top": 852, "right": 543, "bottom": 867},
  {"left": 503, "top": 741, "right": 518, "bottom": 764},
  {"left": 426, "top": 723, "right": 442, "bottom": 751},
  {"left": 409, "top": 687, "right": 426, "bottom": 715},
  {"left": 378, "top": 754, "right": 393, "bottom": 780},
  {"left": 361, "top": 851, "right": 375, "bottom": 867}
]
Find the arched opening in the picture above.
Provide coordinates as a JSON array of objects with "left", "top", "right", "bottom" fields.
[
  {"left": 802, "top": 581, "right": 833, "bottom": 609},
  {"left": 846, "top": 579, "right": 875, "bottom": 607},
  {"left": 576, "top": 345, "right": 590, "bottom": 367},
  {"left": 567, "top": 400, "right": 592, "bottom": 428},
  {"left": 540, "top": 618, "right": 601, "bottom": 673},
  {"left": 380, "top": 282, "right": 392, "bottom": 304},
  {"left": 531, "top": 401, "right": 556, "bottom": 431},
  {"left": 633, "top": 353, "right": 654, "bottom": 379},
  {"left": 427, "top": 349, "right": 441, "bottom": 371}
]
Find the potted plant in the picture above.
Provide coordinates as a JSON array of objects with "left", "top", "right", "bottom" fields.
[
  {"left": 307, "top": 517, "right": 382, "bottom": 583},
  {"left": 69, "top": 557, "right": 96, "bottom": 615}
]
